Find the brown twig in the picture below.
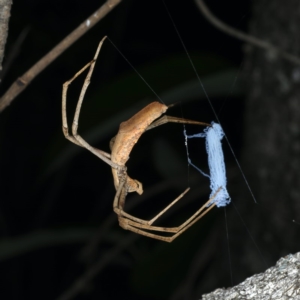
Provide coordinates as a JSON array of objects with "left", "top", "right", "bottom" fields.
[
  {"left": 194, "top": 0, "right": 300, "bottom": 66},
  {"left": 0, "top": 0, "right": 122, "bottom": 112},
  {"left": 0, "top": 0, "right": 12, "bottom": 72}
]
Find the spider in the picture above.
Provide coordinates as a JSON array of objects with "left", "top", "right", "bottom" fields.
[{"left": 62, "top": 36, "right": 220, "bottom": 242}]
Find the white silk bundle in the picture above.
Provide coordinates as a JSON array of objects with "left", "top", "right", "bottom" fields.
[{"left": 184, "top": 122, "right": 230, "bottom": 207}]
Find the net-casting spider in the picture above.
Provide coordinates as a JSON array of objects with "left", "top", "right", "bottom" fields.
[{"left": 62, "top": 36, "right": 220, "bottom": 242}]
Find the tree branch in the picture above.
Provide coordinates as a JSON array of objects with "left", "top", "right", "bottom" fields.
[
  {"left": 194, "top": 0, "right": 300, "bottom": 66},
  {"left": 0, "top": 0, "right": 122, "bottom": 112}
]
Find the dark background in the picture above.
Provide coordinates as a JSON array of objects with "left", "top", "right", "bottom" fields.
[{"left": 1, "top": 0, "right": 294, "bottom": 299}]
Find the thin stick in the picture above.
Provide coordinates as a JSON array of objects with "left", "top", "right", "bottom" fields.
[{"left": 0, "top": 0, "right": 122, "bottom": 112}]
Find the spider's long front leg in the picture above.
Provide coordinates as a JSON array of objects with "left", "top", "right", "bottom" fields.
[
  {"left": 62, "top": 36, "right": 122, "bottom": 170},
  {"left": 62, "top": 60, "right": 95, "bottom": 148},
  {"left": 146, "top": 115, "right": 211, "bottom": 131}
]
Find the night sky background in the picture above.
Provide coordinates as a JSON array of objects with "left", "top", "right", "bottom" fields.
[{"left": 1, "top": 0, "right": 286, "bottom": 299}]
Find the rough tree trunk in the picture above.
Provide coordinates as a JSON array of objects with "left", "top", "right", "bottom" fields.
[{"left": 0, "top": 0, "right": 12, "bottom": 72}]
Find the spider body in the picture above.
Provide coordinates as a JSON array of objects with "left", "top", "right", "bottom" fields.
[{"left": 110, "top": 102, "right": 168, "bottom": 195}]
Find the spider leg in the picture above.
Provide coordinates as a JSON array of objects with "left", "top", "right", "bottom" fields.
[
  {"left": 115, "top": 188, "right": 191, "bottom": 226},
  {"left": 120, "top": 201, "right": 216, "bottom": 243},
  {"left": 147, "top": 187, "right": 190, "bottom": 224},
  {"left": 146, "top": 115, "right": 211, "bottom": 131},
  {"left": 122, "top": 192, "right": 216, "bottom": 232},
  {"left": 62, "top": 36, "right": 122, "bottom": 170},
  {"left": 62, "top": 57, "right": 94, "bottom": 148},
  {"left": 113, "top": 173, "right": 127, "bottom": 212},
  {"left": 148, "top": 188, "right": 219, "bottom": 227},
  {"left": 122, "top": 223, "right": 176, "bottom": 242},
  {"left": 116, "top": 188, "right": 220, "bottom": 242}
]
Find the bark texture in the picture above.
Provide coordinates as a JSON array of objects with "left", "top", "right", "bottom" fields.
[
  {"left": 0, "top": 0, "right": 12, "bottom": 71},
  {"left": 203, "top": 252, "right": 300, "bottom": 299}
]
